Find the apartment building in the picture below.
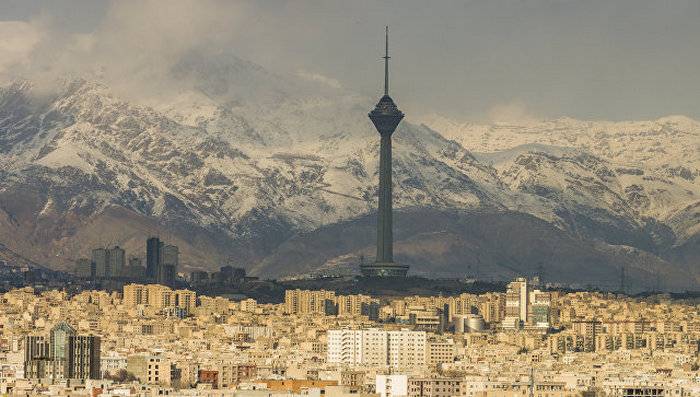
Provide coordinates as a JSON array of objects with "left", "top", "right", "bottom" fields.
[{"left": 328, "top": 329, "right": 426, "bottom": 369}]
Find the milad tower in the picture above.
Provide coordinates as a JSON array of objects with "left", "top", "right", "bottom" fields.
[{"left": 360, "top": 27, "right": 409, "bottom": 277}]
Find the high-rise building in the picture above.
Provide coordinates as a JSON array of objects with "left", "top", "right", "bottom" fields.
[
  {"left": 24, "top": 335, "right": 53, "bottom": 380},
  {"left": 388, "top": 329, "right": 426, "bottom": 368},
  {"left": 284, "top": 289, "right": 336, "bottom": 315},
  {"left": 327, "top": 329, "right": 426, "bottom": 369},
  {"left": 123, "top": 283, "right": 149, "bottom": 307},
  {"left": 74, "top": 258, "right": 94, "bottom": 279},
  {"left": 49, "top": 322, "right": 75, "bottom": 362},
  {"left": 360, "top": 27, "right": 408, "bottom": 277},
  {"left": 24, "top": 323, "right": 100, "bottom": 381},
  {"left": 147, "top": 284, "right": 175, "bottom": 308},
  {"left": 146, "top": 237, "right": 179, "bottom": 284},
  {"left": 25, "top": 336, "right": 50, "bottom": 361},
  {"left": 126, "top": 256, "right": 145, "bottom": 279},
  {"left": 67, "top": 335, "right": 101, "bottom": 380},
  {"left": 479, "top": 292, "right": 505, "bottom": 325},
  {"left": 175, "top": 289, "right": 196, "bottom": 314},
  {"left": 122, "top": 284, "right": 196, "bottom": 314},
  {"left": 327, "top": 329, "right": 388, "bottom": 366},
  {"left": 108, "top": 246, "right": 125, "bottom": 278},
  {"left": 146, "top": 237, "right": 161, "bottom": 279},
  {"left": 91, "top": 246, "right": 125, "bottom": 279},
  {"left": 503, "top": 277, "right": 529, "bottom": 329},
  {"left": 158, "top": 244, "right": 178, "bottom": 285},
  {"left": 361, "top": 301, "right": 381, "bottom": 321},
  {"left": 336, "top": 294, "right": 376, "bottom": 316},
  {"left": 190, "top": 270, "right": 209, "bottom": 284},
  {"left": 92, "top": 248, "right": 109, "bottom": 278},
  {"left": 214, "top": 265, "right": 246, "bottom": 283},
  {"left": 129, "top": 256, "right": 142, "bottom": 268},
  {"left": 528, "top": 289, "right": 552, "bottom": 328}
]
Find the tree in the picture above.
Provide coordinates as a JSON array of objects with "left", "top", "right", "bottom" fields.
[{"left": 105, "top": 369, "right": 137, "bottom": 383}]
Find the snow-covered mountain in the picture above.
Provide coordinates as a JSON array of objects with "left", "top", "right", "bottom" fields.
[
  {"left": 0, "top": 52, "right": 698, "bottom": 292},
  {"left": 420, "top": 114, "right": 700, "bottom": 245}
]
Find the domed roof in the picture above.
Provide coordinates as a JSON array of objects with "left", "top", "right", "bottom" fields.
[
  {"left": 369, "top": 95, "right": 404, "bottom": 134},
  {"left": 372, "top": 95, "right": 402, "bottom": 115}
]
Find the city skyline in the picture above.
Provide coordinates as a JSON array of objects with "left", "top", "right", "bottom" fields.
[{"left": 2, "top": 278, "right": 699, "bottom": 395}]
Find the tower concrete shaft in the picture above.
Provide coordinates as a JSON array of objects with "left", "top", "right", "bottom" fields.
[
  {"left": 377, "top": 133, "right": 393, "bottom": 262},
  {"left": 361, "top": 26, "right": 408, "bottom": 277}
]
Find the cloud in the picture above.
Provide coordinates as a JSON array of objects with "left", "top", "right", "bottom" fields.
[
  {"left": 0, "top": 21, "right": 42, "bottom": 76},
  {"left": 1, "top": 0, "right": 698, "bottom": 120},
  {"left": 296, "top": 70, "right": 342, "bottom": 89},
  {"left": 0, "top": 0, "right": 246, "bottom": 100}
]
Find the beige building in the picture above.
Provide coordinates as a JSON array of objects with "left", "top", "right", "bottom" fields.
[
  {"left": 336, "top": 294, "right": 375, "bottom": 316},
  {"left": 127, "top": 354, "right": 170, "bottom": 385},
  {"left": 426, "top": 337, "right": 455, "bottom": 367},
  {"left": 284, "top": 289, "right": 336, "bottom": 315},
  {"left": 469, "top": 381, "right": 577, "bottom": 397},
  {"left": 218, "top": 363, "right": 256, "bottom": 388},
  {"left": 503, "top": 278, "right": 529, "bottom": 329},
  {"left": 479, "top": 293, "right": 505, "bottom": 325},
  {"left": 408, "top": 378, "right": 463, "bottom": 397},
  {"left": 122, "top": 284, "right": 196, "bottom": 313}
]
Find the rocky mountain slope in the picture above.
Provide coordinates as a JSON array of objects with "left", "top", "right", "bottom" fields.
[
  {"left": 0, "top": 52, "right": 697, "bottom": 292},
  {"left": 420, "top": 115, "right": 700, "bottom": 275}
]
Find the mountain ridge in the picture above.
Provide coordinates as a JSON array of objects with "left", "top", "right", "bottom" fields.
[{"left": 0, "top": 53, "right": 698, "bottom": 292}]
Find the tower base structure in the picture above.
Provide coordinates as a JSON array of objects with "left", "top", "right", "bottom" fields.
[{"left": 359, "top": 262, "right": 409, "bottom": 277}]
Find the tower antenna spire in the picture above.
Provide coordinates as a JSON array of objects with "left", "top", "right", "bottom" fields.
[{"left": 384, "top": 26, "right": 390, "bottom": 96}]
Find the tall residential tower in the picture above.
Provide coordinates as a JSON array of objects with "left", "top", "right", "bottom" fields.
[{"left": 360, "top": 27, "right": 408, "bottom": 277}]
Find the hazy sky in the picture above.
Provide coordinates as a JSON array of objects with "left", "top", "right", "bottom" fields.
[{"left": 1, "top": 0, "right": 698, "bottom": 122}]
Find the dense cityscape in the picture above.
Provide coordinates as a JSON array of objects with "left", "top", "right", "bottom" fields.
[{"left": 1, "top": 278, "right": 700, "bottom": 396}]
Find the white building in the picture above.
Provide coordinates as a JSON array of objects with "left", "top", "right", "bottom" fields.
[
  {"left": 328, "top": 329, "right": 362, "bottom": 364},
  {"left": 327, "top": 329, "right": 426, "bottom": 369},
  {"left": 388, "top": 330, "right": 426, "bottom": 368},
  {"left": 101, "top": 352, "right": 127, "bottom": 376},
  {"left": 376, "top": 374, "right": 408, "bottom": 397}
]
